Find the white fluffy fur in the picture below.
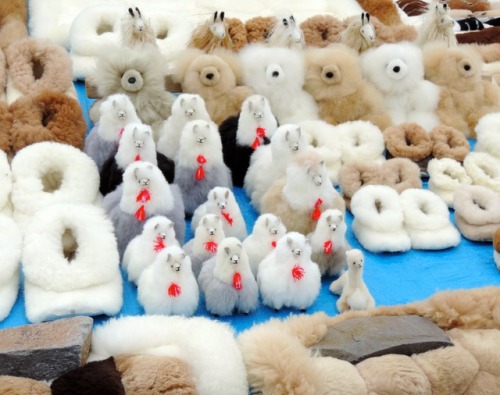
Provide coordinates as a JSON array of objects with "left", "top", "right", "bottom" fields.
[
  {"left": 258, "top": 232, "right": 321, "bottom": 311},
  {"left": 239, "top": 44, "right": 318, "bottom": 124},
  {"left": 463, "top": 152, "right": 500, "bottom": 192},
  {"left": 191, "top": 187, "right": 247, "bottom": 240},
  {"left": 22, "top": 203, "right": 122, "bottom": 323},
  {"left": 123, "top": 216, "right": 179, "bottom": 284},
  {"left": 0, "top": 215, "right": 22, "bottom": 321},
  {"left": 98, "top": 94, "right": 140, "bottom": 142},
  {"left": 237, "top": 95, "right": 278, "bottom": 146},
  {"left": 400, "top": 188, "right": 461, "bottom": 250},
  {"left": 0, "top": 150, "right": 13, "bottom": 216},
  {"left": 211, "top": 237, "right": 253, "bottom": 285},
  {"left": 177, "top": 120, "right": 224, "bottom": 169},
  {"left": 138, "top": 246, "right": 199, "bottom": 316},
  {"left": 11, "top": 142, "right": 100, "bottom": 231},
  {"left": 428, "top": 158, "right": 472, "bottom": 207},
  {"left": 243, "top": 213, "right": 287, "bottom": 278},
  {"left": 360, "top": 42, "right": 440, "bottom": 131},
  {"left": 89, "top": 314, "right": 248, "bottom": 394},
  {"left": 115, "top": 122, "right": 157, "bottom": 169},
  {"left": 157, "top": 94, "right": 211, "bottom": 160},
  {"left": 184, "top": 214, "right": 225, "bottom": 266},
  {"left": 351, "top": 185, "right": 411, "bottom": 253},
  {"left": 475, "top": 113, "right": 500, "bottom": 160},
  {"left": 267, "top": 12, "right": 304, "bottom": 49}
]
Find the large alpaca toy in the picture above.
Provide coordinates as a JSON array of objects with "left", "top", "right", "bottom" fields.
[
  {"left": 417, "top": 1, "right": 457, "bottom": 47},
  {"left": 245, "top": 12, "right": 304, "bottom": 49},
  {"left": 121, "top": 7, "right": 158, "bottom": 50},
  {"left": 340, "top": 12, "right": 376, "bottom": 53}
]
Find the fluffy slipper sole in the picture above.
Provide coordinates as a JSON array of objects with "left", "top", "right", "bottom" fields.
[
  {"left": 430, "top": 125, "right": 470, "bottom": 162},
  {"left": 382, "top": 157, "right": 422, "bottom": 193},
  {"left": 474, "top": 112, "right": 500, "bottom": 160},
  {"left": 463, "top": 152, "right": 500, "bottom": 192},
  {"left": 428, "top": 158, "right": 472, "bottom": 207}
]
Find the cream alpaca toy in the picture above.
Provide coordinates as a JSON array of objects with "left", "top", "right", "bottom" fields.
[
  {"left": 266, "top": 12, "right": 304, "bottom": 49},
  {"left": 258, "top": 232, "right": 321, "bottom": 312},
  {"left": 242, "top": 213, "right": 287, "bottom": 278},
  {"left": 340, "top": 12, "right": 376, "bottom": 52},
  {"left": 475, "top": 113, "right": 500, "bottom": 160},
  {"left": 198, "top": 237, "right": 258, "bottom": 317},
  {"left": 261, "top": 151, "right": 345, "bottom": 235},
  {"left": 417, "top": 1, "right": 457, "bottom": 47},
  {"left": 330, "top": 249, "right": 375, "bottom": 313},
  {"left": 123, "top": 216, "right": 179, "bottom": 285},
  {"left": 309, "top": 209, "right": 349, "bottom": 277},
  {"left": 121, "top": 7, "right": 158, "bottom": 50},
  {"left": 183, "top": 214, "right": 225, "bottom": 279},
  {"left": 138, "top": 246, "right": 199, "bottom": 316},
  {"left": 191, "top": 187, "right": 247, "bottom": 240},
  {"left": 157, "top": 94, "right": 211, "bottom": 160},
  {"left": 0, "top": 150, "right": 13, "bottom": 216}
]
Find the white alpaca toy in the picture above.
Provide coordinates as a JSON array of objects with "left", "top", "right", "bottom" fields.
[
  {"left": 417, "top": 1, "right": 457, "bottom": 47},
  {"left": 266, "top": 12, "right": 304, "bottom": 49},
  {"left": 191, "top": 187, "right": 247, "bottom": 240},
  {"left": 183, "top": 214, "right": 225, "bottom": 279},
  {"left": 360, "top": 42, "right": 440, "bottom": 131},
  {"left": 121, "top": 6, "right": 158, "bottom": 49},
  {"left": 331, "top": 249, "right": 375, "bottom": 313},
  {"left": 123, "top": 216, "right": 179, "bottom": 284},
  {"left": 258, "top": 232, "right": 321, "bottom": 312},
  {"left": 198, "top": 237, "right": 259, "bottom": 317},
  {"left": 0, "top": 150, "right": 13, "bottom": 216},
  {"left": 138, "top": 246, "right": 199, "bottom": 316},
  {"left": 115, "top": 123, "right": 157, "bottom": 168},
  {"left": 243, "top": 214, "right": 287, "bottom": 278},
  {"left": 157, "top": 94, "right": 211, "bottom": 160}
]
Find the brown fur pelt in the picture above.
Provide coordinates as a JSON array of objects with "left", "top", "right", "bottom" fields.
[
  {"left": 115, "top": 354, "right": 197, "bottom": 394},
  {"left": 9, "top": 91, "right": 87, "bottom": 152},
  {"left": 449, "top": 0, "right": 491, "bottom": 12},
  {"left": 356, "top": 0, "right": 403, "bottom": 26},
  {"left": 0, "top": 0, "right": 27, "bottom": 51},
  {"left": 189, "top": 15, "right": 247, "bottom": 53},
  {"left": 430, "top": 125, "right": 470, "bottom": 162},
  {"left": 383, "top": 157, "right": 422, "bottom": 193},
  {"left": 0, "top": 102, "right": 13, "bottom": 155},
  {"left": 0, "top": 375, "right": 51, "bottom": 395},
  {"left": 244, "top": 16, "right": 274, "bottom": 44},
  {"left": 397, "top": 0, "right": 429, "bottom": 16},
  {"left": 338, "top": 161, "right": 384, "bottom": 209},
  {"left": 383, "top": 123, "right": 433, "bottom": 161}
]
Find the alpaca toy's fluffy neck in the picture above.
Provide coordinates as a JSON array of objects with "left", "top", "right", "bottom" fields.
[
  {"left": 193, "top": 228, "right": 224, "bottom": 256},
  {"left": 116, "top": 136, "right": 157, "bottom": 170},
  {"left": 236, "top": 109, "right": 277, "bottom": 147},
  {"left": 177, "top": 135, "right": 223, "bottom": 169},
  {"left": 348, "top": 264, "right": 364, "bottom": 288}
]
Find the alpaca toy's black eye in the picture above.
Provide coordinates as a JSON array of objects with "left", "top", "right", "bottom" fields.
[
  {"left": 326, "top": 72, "right": 334, "bottom": 78},
  {"left": 282, "top": 18, "right": 288, "bottom": 26},
  {"left": 272, "top": 71, "right": 279, "bottom": 77},
  {"left": 128, "top": 77, "right": 136, "bottom": 84},
  {"left": 464, "top": 64, "right": 471, "bottom": 71},
  {"left": 393, "top": 66, "right": 400, "bottom": 73}
]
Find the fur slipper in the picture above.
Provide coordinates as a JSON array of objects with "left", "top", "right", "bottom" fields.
[
  {"left": 0, "top": 0, "right": 28, "bottom": 52},
  {"left": 338, "top": 161, "right": 385, "bottom": 210},
  {"left": 400, "top": 188, "right": 461, "bottom": 250},
  {"left": 463, "top": 152, "right": 500, "bottom": 192},
  {"left": 351, "top": 185, "right": 411, "bottom": 253},
  {"left": 0, "top": 150, "right": 13, "bottom": 215},
  {"left": 244, "top": 16, "right": 274, "bottom": 44},
  {"left": 0, "top": 101, "right": 12, "bottom": 155},
  {"left": 474, "top": 112, "right": 500, "bottom": 160},
  {"left": 11, "top": 142, "right": 100, "bottom": 230},
  {"left": 9, "top": 91, "right": 87, "bottom": 153},
  {"left": 494, "top": 227, "right": 500, "bottom": 270},
  {"left": 430, "top": 125, "right": 470, "bottom": 162},
  {"left": 382, "top": 157, "right": 422, "bottom": 193},
  {"left": 453, "top": 184, "right": 500, "bottom": 242},
  {"left": 22, "top": 203, "right": 122, "bottom": 323},
  {"left": 5, "top": 38, "right": 75, "bottom": 104},
  {"left": 300, "top": 14, "right": 343, "bottom": 48},
  {"left": 428, "top": 158, "right": 473, "bottom": 207}
]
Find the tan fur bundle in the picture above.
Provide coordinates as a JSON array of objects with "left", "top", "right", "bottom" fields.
[
  {"left": 0, "top": 0, "right": 28, "bottom": 51},
  {"left": 495, "top": 227, "right": 500, "bottom": 253},
  {"left": 397, "top": 0, "right": 428, "bottom": 16},
  {"left": 448, "top": 0, "right": 491, "bottom": 11},
  {"left": 0, "top": 375, "right": 51, "bottom": 395},
  {"left": 356, "top": 0, "right": 403, "bottom": 26},
  {"left": 338, "top": 161, "right": 384, "bottom": 209},
  {"left": 382, "top": 157, "right": 422, "bottom": 193},
  {"left": 0, "top": 102, "right": 13, "bottom": 155},
  {"left": 244, "top": 16, "right": 274, "bottom": 44},
  {"left": 430, "top": 125, "right": 470, "bottom": 161},
  {"left": 384, "top": 123, "right": 433, "bottom": 161}
]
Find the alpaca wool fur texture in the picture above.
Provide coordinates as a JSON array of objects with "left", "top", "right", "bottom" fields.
[
  {"left": 0, "top": 0, "right": 28, "bottom": 51},
  {"left": 475, "top": 112, "right": 500, "bottom": 159},
  {"left": 428, "top": 158, "right": 472, "bottom": 207},
  {"left": 120, "top": 7, "right": 158, "bottom": 50},
  {"left": 0, "top": 376, "right": 51, "bottom": 395},
  {"left": 463, "top": 152, "right": 500, "bottom": 192},
  {"left": 384, "top": 123, "right": 433, "bottom": 162},
  {"left": 338, "top": 160, "right": 385, "bottom": 209},
  {"left": 430, "top": 125, "right": 470, "bottom": 161},
  {"left": 356, "top": 0, "right": 402, "bottom": 25},
  {"left": 0, "top": 102, "right": 13, "bottom": 155},
  {"left": 0, "top": 150, "right": 13, "bottom": 215},
  {"left": 383, "top": 157, "right": 422, "bottom": 193},
  {"left": 0, "top": 49, "right": 6, "bottom": 102}
]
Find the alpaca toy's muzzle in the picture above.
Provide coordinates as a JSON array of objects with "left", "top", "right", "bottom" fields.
[
  {"left": 201, "top": 66, "right": 220, "bottom": 86},
  {"left": 121, "top": 69, "right": 144, "bottom": 92}
]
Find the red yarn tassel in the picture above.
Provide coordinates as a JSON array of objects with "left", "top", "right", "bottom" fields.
[
  {"left": 271, "top": 240, "right": 277, "bottom": 248},
  {"left": 312, "top": 198, "right": 323, "bottom": 221},
  {"left": 153, "top": 235, "right": 166, "bottom": 252},
  {"left": 204, "top": 241, "right": 218, "bottom": 253},
  {"left": 135, "top": 154, "right": 141, "bottom": 161},
  {"left": 135, "top": 205, "right": 146, "bottom": 221},
  {"left": 168, "top": 282, "right": 182, "bottom": 297},
  {"left": 221, "top": 211, "right": 233, "bottom": 226},
  {"left": 136, "top": 189, "right": 151, "bottom": 203},
  {"left": 195, "top": 166, "right": 205, "bottom": 180},
  {"left": 323, "top": 240, "right": 333, "bottom": 255},
  {"left": 292, "top": 264, "right": 305, "bottom": 281},
  {"left": 233, "top": 272, "right": 242, "bottom": 290}
]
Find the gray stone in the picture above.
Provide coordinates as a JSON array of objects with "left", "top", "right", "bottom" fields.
[
  {"left": 0, "top": 316, "right": 93, "bottom": 381},
  {"left": 310, "top": 315, "right": 453, "bottom": 364}
]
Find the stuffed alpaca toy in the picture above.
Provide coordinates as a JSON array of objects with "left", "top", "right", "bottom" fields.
[
  {"left": 219, "top": 94, "right": 278, "bottom": 187},
  {"left": 120, "top": 7, "right": 158, "bottom": 50},
  {"left": 423, "top": 42, "right": 500, "bottom": 138},
  {"left": 309, "top": 209, "right": 350, "bottom": 278},
  {"left": 303, "top": 45, "right": 391, "bottom": 130},
  {"left": 84, "top": 94, "right": 140, "bottom": 171},
  {"left": 173, "top": 48, "right": 253, "bottom": 125},
  {"left": 417, "top": 1, "right": 457, "bottom": 47},
  {"left": 245, "top": 12, "right": 304, "bottom": 49},
  {"left": 174, "top": 120, "right": 232, "bottom": 216},
  {"left": 339, "top": 13, "right": 376, "bottom": 52},
  {"left": 198, "top": 237, "right": 258, "bottom": 316},
  {"left": 238, "top": 44, "right": 318, "bottom": 124},
  {"left": 99, "top": 123, "right": 175, "bottom": 196},
  {"left": 138, "top": 246, "right": 199, "bottom": 317},
  {"left": 494, "top": 227, "right": 500, "bottom": 270},
  {"left": 360, "top": 42, "right": 441, "bottom": 131},
  {"left": 243, "top": 213, "right": 287, "bottom": 278},
  {"left": 261, "top": 151, "right": 346, "bottom": 236},
  {"left": 123, "top": 216, "right": 179, "bottom": 285},
  {"left": 157, "top": 93, "right": 211, "bottom": 161},
  {"left": 258, "top": 232, "right": 321, "bottom": 312},
  {"left": 102, "top": 161, "right": 185, "bottom": 257},
  {"left": 191, "top": 187, "right": 247, "bottom": 240},
  {"left": 183, "top": 214, "right": 225, "bottom": 279}
]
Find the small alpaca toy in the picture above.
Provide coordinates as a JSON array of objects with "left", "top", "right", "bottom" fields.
[
  {"left": 340, "top": 12, "right": 376, "bottom": 52},
  {"left": 417, "top": 1, "right": 457, "bottom": 47},
  {"left": 266, "top": 12, "right": 305, "bottom": 49},
  {"left": 495, "top": 227, "right": 500, "bottom": 271},
  {"left": 157, "top": 94, "right": 211, "bottom": 160},
  {"left": 121, "top": 7, "right": 158, "bottom": 49},
  {"left": 198, "top": 237, "right": 258, "bottom": 316},
  {"left": 183, "top": 214, "right": 225, "bottom": 278},
  {"left": 331, "top": 249, "right": 375, "bottom": 313},
  {"left": 123, "top": 216, "right": 179, "bottom": 284},
  {"left": 309, "top": 209, "right": 350, "bottom": 278},
  {"left": 138, "top": 246, "right": 199, "bottom": 316},
  {"left": 99, "top": 123, "right": 175, "bottom": 196},
  {"left": 261, "top": 151, "right": 346, "bottom": 235},
  {"left": 258, "top": 232, "right": 321, "bottom": 312},
  {"left": 191, "top": 187, "right": 247, "bottom": 240},
  {"left": 102, "top": 161, "right": 185, "bottom": 257},
  {"left": 84, "top": 94, "right": 140, "bottom": 171},
  {"left": 174, "top": 120, "right": 232, "bottom": 216},
  {"left": 242, "top": 213, "right": 287, "bottom": 278},
  {"left": 219, "top": 94, "right": 278, "bottom": 187}
]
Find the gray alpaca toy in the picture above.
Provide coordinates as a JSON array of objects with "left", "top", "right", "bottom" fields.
[
  {"left": 102, "top": 161, "right": 185, "bottom": 257},
  {"left": 198, "top": 237, "right": 258, "bottom": 316},
  {"left": 174, "top": 120, "right": 232, "bottom": 216}
]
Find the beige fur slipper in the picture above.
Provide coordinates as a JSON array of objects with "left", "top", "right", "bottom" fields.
[
  {"left": 428, "top": 158, "right": 473, "bottom": 207},
  {"left": 430, "top": 125, "right": 470, "bottom": 162},
  {"left": 382, "top": 157, "right": 422, "bottom": 193},
  {"left": 338, "top": 161, "right": 385, "bottom": 210},
  {"left": 463, "top": 152, "right": 500, "bottom": 192}
]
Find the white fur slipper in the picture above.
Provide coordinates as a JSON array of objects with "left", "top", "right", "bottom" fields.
[
  {"left": 463, "top": 152, "right": 500, "bottom": 192},
  {"left": 11, "top": 142, "right": 100, "bottom": 231},
  {"left": 22, "top": 203, "right": 122, "bottom": 323},
  {"left": 475, "top": 112, "right": 500, "bottom": 160},
  {"left": 428, "top": 158, "right": 472, "bottom": 208},
  {"left": 351, "top": 185, "right": 411, "bottom": 253},
  {"left": 453, "top": 184, "right": 500, "bottom": 242},
  {"left": 400, "top": 188, "right": 460, "bottom": 250},
  {"left": 0, "top": 150, "right": 13, "bottom": 216},
  {"left": 0, "top": 214, "right": 22, "bottom": 321}
]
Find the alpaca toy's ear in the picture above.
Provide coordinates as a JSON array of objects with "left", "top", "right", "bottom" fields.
[
  {"left": 326, "top": 214, "right": 332, "bottom": 224},
  {"left": 180, "top": 97, "right": 185, "bottom": 107},
  {"left": 236, "top": 242, "right": 242, "bottom": 250},
  {"left": 285, "top": 130, "right": 290, "bottom": 141},
  {"left": 180, "top": 252, "right": 186, "bottom": 260},
  {"left": 286, "top": 237, "right": 293, "bottom": 248},
  {"left": 296, "top": 126, "right": 301, "bottom": 137},
  {"left": 205, "top": 123, "right": 210, "bottom": 132},
  {"left": 135, "top": 7, "right": 142, "bottom": 18},
  {"left": 319, "top": 160, "right": 325, "bottom": 167},
  {"left": 366, "top": 13, "right": 370, "bottom": 23},
  {"left": 220, "top": 11, "right": 225, "bottom": 21},
  {"left": 212, "top": 190, "right": 217, "bottom": 200},
  {"left": 112, "top": 99, "right": 118, "bottom": 109},
  {"left": 166, "top": 253, "right": 172, "bottom": 263},
  {"left": 169, "top": 222, "right": 174, "bottom": 228},
  {"left": 361, "top": 13, "right": 365, "bottom": 24},
  {"left": 128, "top": 8, "right": 134, "bottom": 17},
  {"left": 154, "top": 223, "right": 160, "bottom": 232},
  {"left": 248, "top": 100, "right": 253, "bottom": 112},
  {"left": 214, "top": 11, "right": 218, "bottom": 23},
  {"left": 202, "top": 216, "right": 207, "bottom": 226},
  {"left": 224, "top": 189, "right": 229, "bottom": 199},
  {"left": 134, "top": 167, "right": 140, "bottom": 180},
  {"left": 146, "top": 164, "right": 153, "bottom": 171},
  {"left": 260, "top": 96, "right": 266, "bottom": 107},
  {"left": 193, "top": 124, "right": 199, "bottom": 134},
  {"left": 224, "top": 246, "right": 231, "bottom": 256},
  {"left": 290, "top": 15, "right": 295, "bottom": 23},
  {"left": 265, "top": 217, "right": 269, "bottom": 228},
  {"left": 132, "top": 126, "right": 139, "bottom": 140}
]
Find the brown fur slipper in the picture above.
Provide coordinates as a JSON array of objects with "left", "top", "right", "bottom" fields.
[
  {"left": 356, "top": 0, "right": 403, "bottom": 26},
  {"left": 0, "top": 101, "right": 13, "bottom": 155},
  {"left": 382, "top": 157, "right": 422, "bottom": 193},
  {"left": 244, "top": 16, "right": 274, "bottom": 44},
  {"left": 0, "top": 0, "right": 28, "bottom": 51},
  {"left": 10, "top": 91, "right": 87, "bottom": 153},
  {"left": 0, "top": 375, "right": 51, "bottom": 395},
  {"left": 430, "top": 125, "right": 470, "bottom": 162},
  {"left": 300, "top": 15, "right": 344, "bottom": 48}
]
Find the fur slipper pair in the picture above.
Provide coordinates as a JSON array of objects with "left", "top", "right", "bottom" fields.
[{"left": 351, "top": 185, "right": 460, "bottom": 252}]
